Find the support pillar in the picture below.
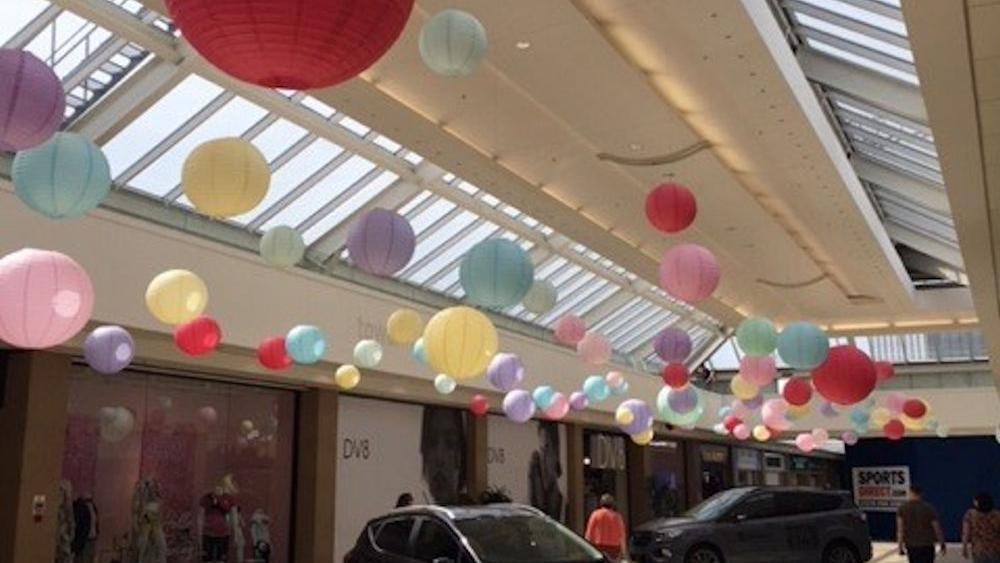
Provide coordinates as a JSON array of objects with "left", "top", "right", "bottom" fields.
[
  {"left": 294, "top": 388, "right": 338, "bottom": 563},
  {"left": 566, "top": 424, "right": 585, "bottom": 534},
  {"left": 466, "top": 412, "right": 488, "bottom": 500}
]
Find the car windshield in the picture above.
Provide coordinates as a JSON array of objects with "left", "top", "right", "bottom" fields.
[
  {"left": 455, "top": 513, "right": 604, "bottom": 563},
  {"left": 683, "top": 488, "right": 752, "bottom": 521}
]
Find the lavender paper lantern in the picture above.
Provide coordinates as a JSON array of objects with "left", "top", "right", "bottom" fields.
[
  {"left": 486, "top": 352, "right": 524, "bottom": 392},
  {"left": 84, "top": 326, "right": 135, "bottom": 375},
  {"left": 667, "top": 385, "right": 699, "bottom": 414},
  {"left": 568, "top": 391, "right": 589, "bottom": 411},
  {"left": 0, "top": 49, "right": 65, "bottom": 152},
  {"left": 658, "top": 244, "right": 720, "bottom": 304},
  {"left": 503, "top": 389, "right": 536, "bottom": 423},
  {"left": 653, "top": 327, "right": 692, "bottom": 363},
  {"left": 0, "top": 249, "right": 94, "bottom": 349},
  {"left": 617, "top": 399, "right": 654, "bottom": 436},
  {"left": 347, "top": 208, "right": 415, "bottom": 276}
]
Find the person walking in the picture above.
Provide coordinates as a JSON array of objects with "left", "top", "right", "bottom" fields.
[
  {"left": 962, "top": 492, "right": 1000, "bottom": 563},
  {"left": 395, "top": 493, "right": 414, "bottom": 508},
  {"left": 585, "top": 494, "right": 628, "bottom": 563},
  {"left": 897, "top": 486, "right": 947, "bottom": 563}
]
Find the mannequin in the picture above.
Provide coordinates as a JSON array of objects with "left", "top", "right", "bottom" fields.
[
  {"left": 56, "top": 480, "right": 75, "bottom": 563},
  {"left": 249, "top": 510, "right": 272, "bottom": 563},
  {"left": 198, "top": 474, "right": 238, "bottom": 563},
  {"left": 72, "top": 492, "right": 99, "bottom": 563},
  {"left": 126, "top": 478, "right": 166, "bottom": 563}
]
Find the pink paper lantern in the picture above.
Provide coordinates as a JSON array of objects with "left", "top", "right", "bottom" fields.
[
  {"left": 795, "top": 432, "right": 816, "bottom": 452},
  {"left": 577, "top": 332, "right": 611, "bottom": 365},
  {"left": 658, "top": 244, "right": 720, "bottom": 304},
  {"left": 543, "top": 393, "right": 570, "bottom": 420},
  {"left": 740, "top": 355, "right": 777, "bottom": 386},
  {"left": 885, "top": 392, "right": 907, "bottom": 414},
  {"left": 0, "top": 249, "right": 94, "bottom": 349},
  {"left": 554, "top": 314, "right": 586, "bottom": 345},
  {"left": 733, "top": 423, "right": 751, "bottom": 441}
]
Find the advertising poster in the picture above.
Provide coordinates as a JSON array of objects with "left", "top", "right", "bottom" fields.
[
  {"left": 852, "top": 466, "right": 911, "bottom": 512},
  {"left": 486, "top": 415, "right": 567, "bottom": 521}
]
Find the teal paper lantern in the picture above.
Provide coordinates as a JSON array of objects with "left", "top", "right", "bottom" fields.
[
  {"left": 12, "top": 132, "right": 111, "bottom": 220},
  {"left": 412, "top": 337, "right": 427, "bottom": 364},
  {"left": 460, "top": 239, "right": 534, "bottom": 308},
  {"left": 285, "top": 325, "right": 326, "bottom": 364},
  {"left": 260, "top": 225, "right": 305, "bottom": 268},
  {"left": 419, "top": 9, "right": 488, "bottom": 77},
  {"left": 777, "top": 322, "right": 829, "bottom": 370},
  {"left": 583, "top": 375, "right": 610, "bottom": 403},
  {"left": 735, "top": 317, "right": 777, "bottom": 356}
]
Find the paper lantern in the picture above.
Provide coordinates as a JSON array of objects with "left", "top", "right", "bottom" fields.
[
  {"left": 842, "top": 430, "right": 859, "bottom": 446},
  {"left": 667, "top": 385, "right": 699, "bottom": 414},
  {"left": 198, "top": 406, "right": 218, "bottom": 425},
  {"left": 935, "top": 424, "right": 950, "bottom": 438},
  {"left": 0, "top": 249, "right": 94, "bottom": 349},
  {"left": 761, "top": 398, "right": 792, "bottom": 432},
  {"left": 182, "top": 138, "right": 269, "bottom": 217},
  {"left": 259, "top": 225, "right": 305, "bottom": 268},
  {"left": 605, "top": 371, "right": 625, "bottom": 390},
  {"left": 353, "top": 339, "right": 383, "bottom": 368},
  {"left": 795, "top": 433, "right": 816, "bottom": 452},
  {"left": 335, "top": 364, "right": 361, "bottom": 390},
  {"left": 434, "top": 374, "right": 457, "bottom": 394},
  {"left": 657, "top": 385, "right": 705, "bottom": 427},
  {"left": 582, "top": 375, "right": 610, "bottom": 403},
  {"left": 902, "top": 398, "right": 927, "bottom": 419},
  {"left": 739, "top": 355, "right": 777, "bottom": 387},
  {"left": 173, "top": 316, "right": 221, "bottom": 357},
  {"left": 653, "top": 327, "right": 692, "bottom": 363},
  {"left": 419, "top": 9, "right": 487, "bottom": 77},
  {"left": 884, "top": 391, "right": 907, "bottom": 414},
  {"left": 99, "top": 406, "right": 135, "bottom": 443},
  {"left": 387, "top": 308, "right": 423, "bottom": 345},
  {"left": 644, "top": 182, "right": 697, "bottom": 234},
  {"left": 460, "top": 239, "right": 534, "bottom": 308},
  {"left": 875, "top": 361, "right": 894, "bottom": 383},
  {"left": 502, "top": 389, "right": 535, "bottom": 423},
  {"left": 811, "top": 428, "right": 829, "bottom": 444},
  {"left": 617, "top": 399, "right": 653, "bottom": 436},
  {"left": 658, "top": 244, "right": 719, "bottom": 303},
  {"left": 612, "top": 380, "right": 630, "bottom": 396},
  {"left": 257, "top": 337, "right": 291, "bottom": 371},
  {"left": 285, "top": 325, "right": 326, "bottom": 364},
  {"left": 615, "top": 406, "right": 635, "bottom": 426},
  {"left": 632, "top": 429, "right": 654, "bottom": 446},
  {"left": 811, "top": 345, "right": 876, "bottom": 406},
  {"left": 782, "top": 376, "right": 812, "bottom": 406},
  {"left": 470, "top": 394, "right": 489, "bottom": 417},
  {"left": 554, "top": 314, "right": 587, "bottom": 345},
  {"left": 883, "top": 419, "right": 905, "bottom": 441},
  {"left": 820, "top": 401, "right": 838, "bottom": 418},
  {"left": 165, "top": 0, "right": 413, "bottom": 89},
  {"left": 870, "top": 407, "right": 892, "bottom": 428},
  {"left": 900, "top": 413, "right": 926, "bottom": 432},
  {"left": 733, "top": 423, "right": 751, "bottom": 441},
  {"left": 661, "top": 363, "right": 690, "bottom": 389},
  {"left": 729, "top": 400, "right": 752, "bottom": 420},
  {"left": 742, "top": 394, "right": 764, "bottom": 410},
  {"left": 543, "top": 393, "right": 569, "bottom": 420},
  {"left": 787, "top": 402, "right": 811, "bottom": 420},
  {"left": 145, "top": 269, "right": 208, "bottom": 325},
  {"left": 347, "top": 208, "right": 415, "bottom": 277},
  {"left": 486, "top": 353, "right": 524, "bottom": 392},
  {"left": 423, "top": 306, "right": 498, "bottom": 379},
  {"left": 532, "top": 385, "right": 556, "bottom": 410},
  {"left": 735, "top": 317, "right": 777, "bottom": 356},
  {"left": 723, "top": 415, "right": 742, "bottom": 433},
  {"left": 522, "top": 279, "right": 557, "bottom": 315},
  {"left": 729, "top": 374, "right": 759, "bottom": 401},
  {"left": 0, "top": 49, "right": 64, "bottom": 152},
  {"left": 84, "top": 326, "right": 135, "bottom": 375},
  {"left": 411, "top": 337, "right": 427, "bottom": 364},
  {"left": 849, "top": 409, "right": 870, "bottom": 428},
  {"left": 577, "top": 332, "right": 611, "bottom": 365},
  {"left": 13, "top": 133, "right": 111, "bottom": 220},
  {"left": 753, "top": 425, "right": 771, "bottom": 442},
  {"left": 568, "top": 391, "right": 589, "bottom": 411},
  {"left": 777, "top": 322, "right": 829, "bottom": 370}
]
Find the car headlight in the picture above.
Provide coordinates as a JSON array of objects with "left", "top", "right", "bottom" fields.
[{"left": 655, "top": 529, "right": 685, "bottom": 542}]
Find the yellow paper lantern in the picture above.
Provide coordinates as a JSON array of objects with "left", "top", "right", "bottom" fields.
[
  {"left": 631, "top": 428, "right": 654, "bottom": 446},
  {"left": 386, "top": 308, "right": 423, "bottom": 345},
  {"left": 182, "top": 137, "right": 269, "bottom": 217},
  {"left": 335, "top": 364, "right": 361, "bottom": 390},
  {"left": 870, "top": 406, "right": 892, "bottom": 427},
  {"left": 615, "top": 406, "right": 635, "bottom": 426},
  {"left": 423, "top": 306, "right": 498, "bottom": 379},
  {"left": 145, "top": 269, "right": 208, "bottom": 325},
  {"left": 753, "top": 425, "right": 771, "bottom": 442},
  {"left": 901, "top": 413, "right": 926, "bottom": 431},
  {"left": 730, "top": 374, "right": 759, "bottom": 401},
  {"left": 786, "top": 402, "right": 811, "bottom": 420}
]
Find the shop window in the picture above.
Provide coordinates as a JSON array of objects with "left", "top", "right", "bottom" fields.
[
  {"left": 412, "top": 519, "right": 458, "bottom": 562},
  {"left": 736, "top": 492, "right": 777, "bottom": 520}
]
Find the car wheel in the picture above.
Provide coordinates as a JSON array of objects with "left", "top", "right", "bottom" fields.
[
  {"left": 685, "top": 545, "right": 723, "bottom": 563},
  {"left": 823, "top": 543, "right": 859, "bottom": 563}
]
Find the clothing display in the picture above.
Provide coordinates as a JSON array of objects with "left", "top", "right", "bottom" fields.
[
  {"left": 250, "top": 509, "right": 273, "bottom": 563},
  {"left": 72, "top": 496, "right": 99, "bottom": 563},
  {"left": 126, "top": 479, "right": 167, "bottom": 563},
  {"left": 55, "top": 480, "right": 75, "bottom": 563}
]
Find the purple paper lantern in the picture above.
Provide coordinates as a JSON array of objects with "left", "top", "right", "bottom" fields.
[
  {"left": 347, "top": 208, "right": 415, "bottom": 276},
  {"left": 741, "top": 394, "right": 764, "bottom": 410},
  {"left": 84, "top": 325, "right": 135, "bottom": 375},
  {"left": 667, "top": 386, "right": 699, "bottom": 415},
  {"left": 0, "top": 49, "right": 65, "bottom": 152},
  {"left": 568, "top": 391, "right": 589, "bottom": 411},
  {"left": 618, "top": 399, "right": 654, "bottom": 435},
  {"left": 486, "top": 353, "right": 524, "bottom": 392},
  {"left": 502, "top": 389, "right": 536, "bottom": 423},
  {"left": 653, "top": 327, "right": 692, "bottom": 363}
]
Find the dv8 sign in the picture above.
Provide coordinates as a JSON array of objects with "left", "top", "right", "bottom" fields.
[{"left": 852, "top": 466, "right": 910, "bottom": 512}]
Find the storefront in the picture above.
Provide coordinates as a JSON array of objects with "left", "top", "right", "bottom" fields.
[
  {"left": 486, "top": 415, "right": 568, "bottom": 521},
  {"left": 697, "top": 444, "right": 730, "bottom": 501},
  {"left": 733, "top": 447, "right": 763, "bottom": 486},
  {"left": 763, "top": 451, "right": 788, "bottom": 486},
  {"left": 789, "top": 455, "right": 827, "bottom": 488},
  {"left": 583, "top": 430, "right": 629, "bottom": 525},
  {"left": 635, "top": 437, "right": 687, "bottom": 523}
]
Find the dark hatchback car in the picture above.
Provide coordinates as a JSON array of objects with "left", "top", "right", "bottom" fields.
[
  {"left": 630, "top": 487, "right": 872, "bottom": 563},
  {"left": 346, "top": 504, "right": 605, "bottom": 563}
]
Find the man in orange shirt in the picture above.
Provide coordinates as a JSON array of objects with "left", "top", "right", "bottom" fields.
[{"left": 586, "top": 494, "right": 628, "bottom": 562}]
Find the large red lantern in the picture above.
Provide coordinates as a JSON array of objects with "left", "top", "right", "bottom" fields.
[
  {"left": 645, "top": 183, "right": 697, "bottom": 234},
  {"left": 875, "top": 361, "right": 894, "bottom": 383},
  {"left": 257, "top": 336, "right": 292, "bottom": 371},
  {"left": 782, "top": 376, "right": 812, "bottom": 406},
  {"left": 165, "top": 0, "right": 415, "bottom": 89},
  {"left": 174, "top": 315, "right": 222, "bottom": 357},
  {"left": 811, "top": 345, "right": 876, "bottom": 406}
]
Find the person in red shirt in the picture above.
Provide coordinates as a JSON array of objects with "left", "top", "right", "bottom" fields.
[
  {"left": 199, "top": 479, "right": 236, "bottom": 563},
  {"left": 585, "top": 494, "right": 628, "bottom": 562}
]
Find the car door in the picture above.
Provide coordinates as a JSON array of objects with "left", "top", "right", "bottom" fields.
[
  {"left": 411, "top": 517, "right": 462, "bottom": 563},
  {"left": 776, "top": 492, "right": 827, "bottom": 563},
  {"left": 717, "top": 491, "right": 790, "bottom": 563},
  {"left": 370, "top": 516, "right": 419, "bottom": 563}
]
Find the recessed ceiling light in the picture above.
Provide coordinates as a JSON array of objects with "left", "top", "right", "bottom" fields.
[
  {"left": 516, "top": 41, "right": 531, "bottom": 50},
  {"left": 629, "top": 143, "right": 643, "bottom": 151}
]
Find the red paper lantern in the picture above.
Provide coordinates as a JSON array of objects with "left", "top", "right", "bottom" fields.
[
  {"left": 811, "top": 345, "right": 876, "bottom": 406},
  {"left": 875, "top": 361, "right": 894, "bottom": 383},
  {"left": 660, "top": 363, "right": 690, "bottom": 389},
  {"left": 883, "top": 419, "right": 905, "bottom": 441},
  {"left": 723, "top": 414, "right": 742, "bottom": 432},
  {"left": 173, "top": 315, "right": 222, "bottom": 357},
  {"left": 782, "top": 376, "right": 813, "bottom": 406},
  {"left": 902, "top": 398, "right": 927, "bottom": 419},
  {"left": 645, "top": 183, "right": 697, "bottom": 234},
  {"left": 165, "top": 0, "right": 414, "bottom": 89},
  {"left": 470, "top": 394, "right": 489, "bottom": 417},
  {"left": 257, "top": 336, "right": 292, "bottom": 371}
]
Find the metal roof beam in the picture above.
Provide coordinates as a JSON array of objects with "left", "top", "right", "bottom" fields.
[
  {"left": 852, "top": 156, "right": 950, "bottom": 214},
  {"left": 50, "top": 0, "right": 179, "bottom": 63},
  {"left": 885, "top": 221, "right": 964, "bottom": 270}
]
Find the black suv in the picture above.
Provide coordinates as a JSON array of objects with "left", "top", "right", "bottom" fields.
[
  {"left": 346, "top": 504, "right": 604, "bottom": 563},
  {"left": 630, "top": 487, "right": 872, "bottom": 563}
]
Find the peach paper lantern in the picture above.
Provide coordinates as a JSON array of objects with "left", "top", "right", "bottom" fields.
[
  {"left": 658, "top": 244, "right": 719, "bottom": 304},
  {"left": 554, "top": 314, "right": 586, "bottom": 346}
]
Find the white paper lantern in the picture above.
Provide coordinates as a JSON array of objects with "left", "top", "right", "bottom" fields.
[
  {"left": 260, "top": 225, "right": 305, "bottom": 268},
  {"left": 419, "top": 9, "right": 488, "bottom": 77}
]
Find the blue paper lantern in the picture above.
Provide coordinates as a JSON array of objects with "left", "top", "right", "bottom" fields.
[
  {"left": 582, "top": 375, "right": 610, "bottom": 403},
  {"left": 459, "top": 239, "right": 534, "bottom": 308},
  {"left": 532, "top": 385, "right": 555, "bottom": 410},
  {"left": 412, "top": 337, "right": 427, "bottom": 364},
  {"left": 12, "top": 132, "right": 111, "bottom": 220},
  {"left": 777, "top": 322, "right": 829, "bottom": 370},
  {"left": 285, "top": 325, "right": 326, "bottom": 364}
]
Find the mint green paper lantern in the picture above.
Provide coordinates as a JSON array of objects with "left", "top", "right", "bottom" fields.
[
  {"left": 735, "top": 317, "right": 777, "bottom": 356},
  {"left": 522, "top": 279, "right": 557, "bottom": 315},
  {"left": 12, "top": 132, "right": 111, "bottom": 220},
  {"left": 419, "top": 9, "right": 488, "bottom": 77},
  {"left": 260, "top": 225, "right": 305, "bottom": 268},
  {"left": 460, "top": 239, "right": 534, "bottom": 308},
  {"left": 777, "top": 322, "right": 829, "bottom": 370}
]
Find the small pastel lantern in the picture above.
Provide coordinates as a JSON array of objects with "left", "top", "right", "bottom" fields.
[
  {"left": 486, "top": 353, "right": 524, "bottom": 392},
  {"left": 617, "top": 399, "right": 653, "bottom": 436},
  {"left": 653, "top": 327, "right": 692, "bottom": 363},
  {"left": 811, "top": 345, "right": 876, "bottom": 406},
  {"left": 883, "top": 419, "right": 905, "bottom": 441},
  {"left": 753, "top": 425, "right": 771, "bottom": 442},
  {"left": 605, "top": 371, "right": 625, "bottom": 390},
  {"left": 935, "top": 424, "right": 950, "bottom": 439},
  {"left": 259, "top": 225, "right": 305, "bottom": 268},
  {"left": 182, "top": 138, "right": 269, "bottom": 217},
  {"left": 615, "top": 405, "right": 635, "bottom": 426},
  {"left": 347, "top": 208, "right": 415, "bottom": 277},
  {"left": 577, "top": 332, "right": 611, "bottom": 365},
  {"left": 543, "top": 393, "right": 570, "bottom": 420},
  {"left": 733, "top": 423, "right": 751, "bottom": 441},
  {"left": 644, "top": 182, "right": 697, "bottom": 234},
  {"left": 335, "top": 364, "right": 361, "bottom": 390},
  {"left": 582, "top": 375, "right": 610, "bottom": 403},
  {"left": 0, "top": 49, "right": 64, "bottom": 152},
  {"left": 820, "top": 401, "right": 838, "bottom": 418},
  {"left": 735, "top": 317, "right": 778, "bottom": 356},
  {"left": 661, "top": 363, "right": 689, "bottom": 388},
  {"left": 811, "top": 428, "right": 829, "bottom": 444},
  {"left": 848, "top": 408, "right": 870, "bottom": 428},
  {"left": 470, "top": 394, "right": 489, "bottom": 417},
  {"left": 632, "top": 429, "right": 654, "bottom": 446},
  {"left": 503, "top": 389, "right": 535, "bottom": 423},
  {"left": 285, "top": 325, "right": 326, "bottom": 365},
  {"left": 611, "top": 380, "right": 630, "bottom": 396},
  {"left": 459, "top": 239, "right": 534, "bottom": 308},
  {"left": 885, "top": 392, "right": 907, "bottom": 415},
  {"left": 795, "top": 433, "right": 816, "bottom": 452},
  {"left": 781, "top": 376, "right": 812, "bottom": 406},
  {"left": 739, "top": 355, "right": 777, "bottom": 387},
  {"left": 777, "top": 322, "right": 829, "bottom": 370},
  {"left": 870, "top": 407, "right": 892, "bottom": 428},
  {"left": 729, "top": 374, "right": 759, "bottom": 401},
  {"left": 532, "top": 385, "right": 555, "bottom": 410},
  {"left": 743, "top": 394, "right": 764, "bottom": 410},
  {"left": 522, "top": 279, "right": 558, "bottom": 315},
  {"left": 656, "top": 385, "right": 705, "bottom": 427},
  {"left": 723, "top": 415, "right": 742, "bottom": 433},
  {"left": 257, "top": 337, "right": 291, "bottom": 371},
  {"left": 419, "top": 9, "right": 488, "bottom": 77},
  {"left": 13, "top": 133, "right": 111, "bottom": 220},
  {"left": 353, "top": 339, "right": 384, "bottom": 368},
  {"left": 84, "top": 326, "right": 135, "bottom": 375},
  {"left": 841, "top": 430, "right": 859, "bottom": 446},
  {"left": 568, "top": 391, "right": 589, "bottom": 411},
  {"left": 145, "top": 269, "right": 208, "bottom": 326},
  {"left": 667, "top": 385, "right": 699, "bottom": 414},
  {"left": 173, "top": 316, "right": 222, "bottom": 357},
  {"left": 411, "top": 337, "right": 427, "bottom": 364},
  {"left": 875, "top": 361, "right": 894, "bottom": 383},
  {"left": 554, "top": 314, "right": 587, "bottom": 346},
  {"left": 786, "top": 402, "right": 811, "bottom": 421},
  {"left": 658, "top": 244, "right": 720, "bottom": 304},
  {"left": 761, "top": 398, "right": 791, "bottom": 432},
  {"left": 902, "top": 398, "right": 927, "bottom": 419},
  {"left": 0, "top": 249, "right": 94, "bottom": 349},
  {"left": 423, "top": 306, "right": 498, "bottom": 379},
  {"left": 434, "top": 374, "right": 457, "bottom": 395},
  {"left": 99, "top": 406, "right": 135, "bottom": 443},
  {"left": 387, "top": 309, "right": 423, "bottom": 345}
]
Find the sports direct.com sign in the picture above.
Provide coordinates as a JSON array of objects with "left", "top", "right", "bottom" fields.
[{"left": 852, "top": 466, "right": 911, "bottom": 512}]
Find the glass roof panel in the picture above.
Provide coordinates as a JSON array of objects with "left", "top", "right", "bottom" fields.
[
  {"left": 805, "top": 38, "right": 917, "bottom": 84},
  {"left": 301, "top": 171, "right": 400, "bottom": 244},
  {"left": 795, "top": 0, "right": 906, "bottom": 35},
  {"left": 0, "top": 1, "right": 49, "bottom": 46},
  {"left": 793, "top": 12, "right": 912, "bottom": 63},
  {"left": 259, "top": 155, "right": 377, "bottom": 230}
]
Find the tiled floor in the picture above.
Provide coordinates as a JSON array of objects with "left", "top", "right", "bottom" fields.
[{"left": 871, "top": 543, "right": 965, "bottom": 563}]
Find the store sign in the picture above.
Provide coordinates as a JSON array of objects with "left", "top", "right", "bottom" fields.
[
  {"left": 589, "top": 433, "right": 626, "bottom": 470},
  {"left": 852, "top": 466, "right": 910, "bottom": 512}
]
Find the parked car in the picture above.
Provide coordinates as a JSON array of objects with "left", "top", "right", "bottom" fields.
[
  {"left": 346, "top": 504, "right": 605, "bottom": 563},
  {"left": 630, "top": 487, "right": 872, "bottom": 563}
]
